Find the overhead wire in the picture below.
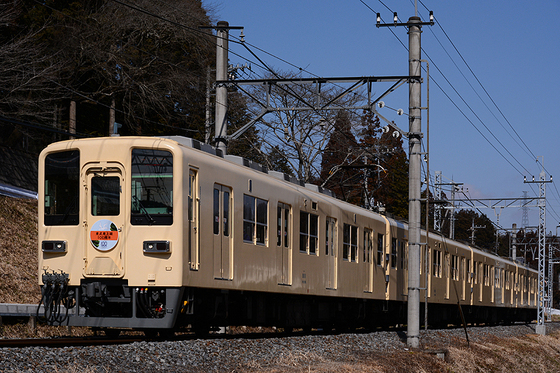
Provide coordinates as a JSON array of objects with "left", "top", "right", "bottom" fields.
[
  {"left": 416, "top": 0, "right": 560, "bottom": 225},
  {"left": 366, "top": 0, "right": 560, "bottom": 228}
]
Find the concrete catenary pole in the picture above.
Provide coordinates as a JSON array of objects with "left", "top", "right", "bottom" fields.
[
  {"left": 215, "top": 21, "right": 229, "bottom": 155},
  {"left": 407, "top": 16, "right": 422, "bottom": 348}
]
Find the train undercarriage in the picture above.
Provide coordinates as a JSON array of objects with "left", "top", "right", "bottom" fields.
[{"left": 39, "top": 277, "right": 536, "bottom": 335}]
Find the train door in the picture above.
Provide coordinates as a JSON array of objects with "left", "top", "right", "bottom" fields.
[
  {"left": 83, "top": 163, "right": 125, "bottom": 277},
  {"left": 363, "top": 228, "right": 373, "bottom": 293},
  {"left": 277, "top": 203, "right": 292, "bottom": 285},
  {"left": 326, "top": 217, "right": 337, "bottom": 290},
  {"left": 188, "top": 169, "right": 200, "bottom": 270},
  {"left": 213, "top": 184, "right": 233, "bottom": 280}
]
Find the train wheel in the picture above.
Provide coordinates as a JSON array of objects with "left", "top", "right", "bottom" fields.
[
  {"left": 194, "top": 325, "right": 210, "bottom": 338},
  {"left": 104, "top": 329, "right": 121, "bottom": 338},
  {"left": 159, "top": 329, "right": 175, "bottom": 339},
  {"left": 143, "top": 329, "right": 159, "bottom": 338}
]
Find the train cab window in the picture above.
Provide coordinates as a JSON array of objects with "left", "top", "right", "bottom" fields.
[
  {"left": 91, "top": 176, "right": 120, "bottom": 216},
  {"left": 131, "top": 149, "right": 173, "bottom": 225},
  {"left": 243, "top": 194, "right": 268, "bottom": 245},
  {"left": 44, "top": 150, "right": 80, "bottom": 225},
  {"left": 300, "top": 211, "right": 318, "bottom": 255},
  {"left": 343, "top": 223, "right": 357, "bottom": 262}
]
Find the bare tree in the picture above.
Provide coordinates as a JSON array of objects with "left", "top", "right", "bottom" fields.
[{"left": 245, "top": 71, "right": 363, "bottom": 182}]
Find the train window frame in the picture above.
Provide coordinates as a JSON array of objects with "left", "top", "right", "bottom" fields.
[
  {"left": 130, "top": 148, "right": 173, "bottom": 225},
  {"left": 299, "top": 211, "right": 318, "bottom": 255},
  {"left": 44, "top": 150, "right": 80, "bottom": 226},
  {"left": 243, "top": 194, "right": 268, "bottom": 245}
]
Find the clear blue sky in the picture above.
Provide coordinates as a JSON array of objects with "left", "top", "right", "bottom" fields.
[{"left": 211, "top": 0, "right": 560, "bottom": 234}]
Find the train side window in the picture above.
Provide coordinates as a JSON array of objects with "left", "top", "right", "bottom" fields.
[
  {"left": 343, "top": 223, "right": 357, "bottom": 262},
  {"left": 363, "top": 229, "right": 373, "bottom": 263},
  {"left": 213, "top": 189, "right": 220, "bottom": 235},
  {"left": 214, "top": 185, "right": 231, "bottom": 237},
  {"left": 243, "top": 194, "right": 268, "bottom": 245},
  {"left": 451, "top": 255, "right": 458, "bottom": 281},
  {"left": 473, "top": 261, "right": 478, "bottom": 284},
  {"left": 391, "top": 238, "right": 397, "bottom": 269},
  {"left": 483, "top": 264, "right": 489, "bottom": 286},
  {"left": 131, "top": 149, "right": 173, "bottom": 225},
  {"left": 400, "top": 241, "right": 407, "bottom": 270},
  {"left": 300, "top": 211, "right": 318, "bottom": 255},
  {"left": 377, "top": 233, "right": 384, "bottom": 266},
  {"left": 277, "top": 203, "right": 290, "bottom": 247},
  {"left": 433, "top": 250, "right": 442, "bottom": 278},
  {"left": 44, "top": 150, "right": 80, "bottom": 226}
]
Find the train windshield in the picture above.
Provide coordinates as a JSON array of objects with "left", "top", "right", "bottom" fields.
[
  {"left": 44, "top": 150, "right": 80, "bottom": 225},
  {"left": 131, "top": 149, "right": 173, "bottom": 225}
]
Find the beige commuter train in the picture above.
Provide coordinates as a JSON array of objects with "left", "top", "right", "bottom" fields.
[{"left": 37, "top": 136, "right": 537, "bottom": 335}]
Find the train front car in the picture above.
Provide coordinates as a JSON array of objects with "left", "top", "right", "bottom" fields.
[{"left": 38, "top": 137, "right": 184, "bottom": 333}]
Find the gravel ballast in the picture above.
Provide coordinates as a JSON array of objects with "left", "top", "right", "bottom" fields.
[{"left": 0, "top": 323, "right": 557, "bottom": 372}]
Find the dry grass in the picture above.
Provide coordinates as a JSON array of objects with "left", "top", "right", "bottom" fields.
[
  {"left": 0, "top": 195, "right": 41, "bottom": 304},
  {"left": 0, "top": 196, "right": 93, "bottom": 339},
  {"left": 446, "top": 331, "right": 560, "bottom": 372}
]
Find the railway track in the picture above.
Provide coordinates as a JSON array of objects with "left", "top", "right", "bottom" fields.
[
  {"left": 0, "top": 321, "right": 543, "bottom": 349},
  {"left": 0, "top": 335, "right": 145, "bottom": 348}
]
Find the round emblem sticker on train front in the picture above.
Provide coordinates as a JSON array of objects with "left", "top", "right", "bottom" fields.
[{"left": 90, "top": 219, "right": 119, "bottom": 251}]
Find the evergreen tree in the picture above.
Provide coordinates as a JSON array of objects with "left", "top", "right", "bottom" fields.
[
  {"left": 319, "top": 111, "right": 361, "bottom": 205},
  {"left": 358, "top": 111, "right": 409, "bottom": 220},
  {"left": 453, "top": 209, "right": 496, "bottom": 251}
]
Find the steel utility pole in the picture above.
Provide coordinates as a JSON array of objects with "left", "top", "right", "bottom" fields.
[
  {"left": 407, "top": 16, "right": 423, "bottom": 350},
  {"left": 377, "top": 10, "right": 433, "bottom": 349},
  {"left": 215, "top": 21, "right": 229, "bottom": 155},
  {"left": 199, "top": 21, "right": 243, "bottom": 155},
  {"left": 524, "top": 158, "right": 552, "bottom": 335}
]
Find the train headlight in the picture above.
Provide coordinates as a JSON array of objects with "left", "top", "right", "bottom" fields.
[
  {"left": 143, "top": 241, "right": 170, "bottom": 253},
  {"left": 42, "top": 241, "right": 67, "bottom": 253}
]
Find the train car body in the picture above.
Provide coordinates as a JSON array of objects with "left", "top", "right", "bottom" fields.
[{"left": 37, "top": 136, "right": 537, "bottom": 333}]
